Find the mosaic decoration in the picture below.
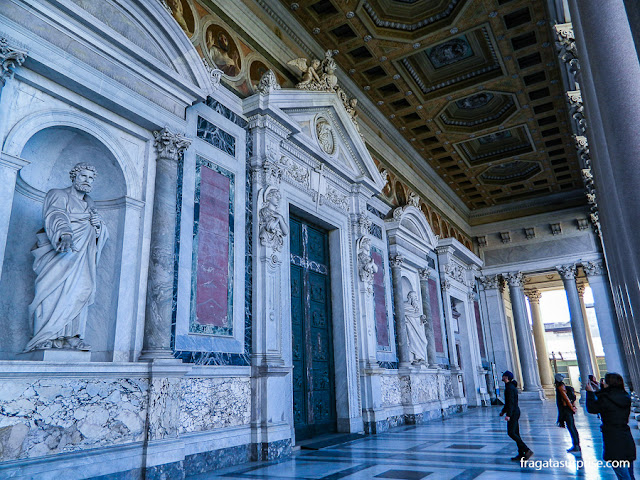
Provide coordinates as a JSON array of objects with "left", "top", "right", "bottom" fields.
[
  {"left": 369, "top": 223, "right": 383, "bottom": 240},
  {"left": 372, "top": 246, "right": 390, "bottom": 351},
  {"left": 197, "top": 116, "right": 236, "bottom": 156},
  {"left": 189, "top": 156, "right": 235, "bottom": 336},
  {"left": 367, "top": 203, "right": 386, "bottom": 219}
]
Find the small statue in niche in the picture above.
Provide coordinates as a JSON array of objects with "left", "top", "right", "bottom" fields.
[
  {"left": 258, "top": 186, "right": 289, "bottom": 252},
  {"left": 404, "top": 291, "right": 428, "bottom": 365},
  {"left": 168, "top": 0, "right": 192, "bottom": 37},
  {"left": 357, "top": 237, "right": 378, "bottom": 285},
  {"left": 25, "top": 163, "right": 109, "bottom": 352}
]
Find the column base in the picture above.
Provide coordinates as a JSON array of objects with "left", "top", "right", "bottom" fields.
[
  {"left": 542, "top": 385, "right": 556, "bottom": 398},
  {"left": 519, "top": 389, "right": 546, "bottom": 402},
  {"left": 138, "top": 348, "right": 177, "bottom": 361}
]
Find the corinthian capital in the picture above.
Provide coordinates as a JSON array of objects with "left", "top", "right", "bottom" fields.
[
  {"left": 418, "top": 268, "right": 431, "bottom": 281},
  {"left": 583, "top": 260, "right": 605, "bottom": 277},
  {"left": 503, "top": 272, "right": 525, "bottom": 288},
  {"left": 389, "top": 254, "right": 404, "bottom": 268},
  {"left": 0, "top": 36, "right": 28, "bottom": 87},
  {"left": 478, "top": 274, "right": 500, "bottom": 290},
  {"left": 153, "top": 128, "right": 191, "bottom": 162},
  {"left": 525, "top": 289, "right": 542, "bottom": 303},
  {"left": 556, "top": 264, "right": 577, "bottom": 280}
]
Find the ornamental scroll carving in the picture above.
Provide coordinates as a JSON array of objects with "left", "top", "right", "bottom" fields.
[
  {"left": 0, "top": 35, "right": 28, "bottom": 87},
  {"left": 357, "top": 236, "right": 378, "bottom": 287},
  {"left": 258, "top": 186, "right": 289, "bottom": 252},
  {"left": 287, "top": 50, "right": 360, "bottom": 132},
  {"left": 256, "top": 69, "right": 281, "bottom": 94},
  {"left": 554, "top": 22, "right": 579, "bottom": 76}
]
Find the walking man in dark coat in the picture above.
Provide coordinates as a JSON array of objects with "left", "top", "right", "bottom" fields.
[{"left": 499, "top": 370, "right": 534, "bottom": 461}]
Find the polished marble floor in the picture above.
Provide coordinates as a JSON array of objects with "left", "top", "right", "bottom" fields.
[{"left": 187, "top": 400, "right": 639, "bottom": 480}]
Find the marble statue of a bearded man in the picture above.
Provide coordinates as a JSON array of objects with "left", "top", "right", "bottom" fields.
[
  {"left": 25, "top": 163, "right": 108, "bottom": 352},
  {"left": 404, "top": 291, "right": 428, "bottom": 365}
]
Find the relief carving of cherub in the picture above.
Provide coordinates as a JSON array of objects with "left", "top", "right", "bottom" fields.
[{"left": 287, "top": 57, "right": 321, "bottom": 88}]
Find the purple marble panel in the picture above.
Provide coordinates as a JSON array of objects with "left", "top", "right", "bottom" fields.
[
  {"left": 474, "top": 300, "right": 486, "bottom": 358},
  {"left": 429, "top": 278, "right": 444, "bottom": 353},
  {"left": 372, "top": 249, "right": 389, "bottom": 348},
  {"left": 195, "top": 167, "right": 229, "bottom": 327}
]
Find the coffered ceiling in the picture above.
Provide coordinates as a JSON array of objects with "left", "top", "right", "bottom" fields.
[{"left": 281, "top": 0, "right": 584, "bottom": 211}]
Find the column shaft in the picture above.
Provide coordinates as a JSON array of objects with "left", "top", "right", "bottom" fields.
[
  {"left": 584, "top": 261, "right": 630, "bottom": 381},
  {"left": 558, "top": 265, "right": 594, "bottom": 391},
  {"left": 140, "top": 129, "right": 191, "bottom": 359},
  {"left": 505, "top": 273, "right": 541, "bottom": 393},
  {"left": 577, "top": 285, "right": 600, "bottom": 378},
  {"left": 526, "top": 291, "right": 554, "bottom": 390},
  {"left": 390, "top": 256, "right": 410, "bottom": 366}
]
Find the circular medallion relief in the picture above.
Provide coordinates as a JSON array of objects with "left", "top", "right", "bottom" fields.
[{"left": 315, "top": 118, "right": 335, "bottom": 155}]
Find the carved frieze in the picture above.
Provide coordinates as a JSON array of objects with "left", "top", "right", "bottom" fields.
[
  {"left": 321, "top": 185, "right": 350, "bottom": 213},
  {"left": 554, "top": 22, "right": 580, "bottom": 76}
]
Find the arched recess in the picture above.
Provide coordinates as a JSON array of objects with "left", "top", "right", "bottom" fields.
[
  {"left": 388, "top": 205, "right": 439, "bottom": 250},
  {"left": 0, "top": 114, "right": 144, "bottom": 362}
]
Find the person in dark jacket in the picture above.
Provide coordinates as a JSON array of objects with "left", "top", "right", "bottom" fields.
[
  {"left": 499, "top": 370, "right": 533, "bottom": 461},
  {"left": 554, "top": 373, "right": 580, "bottom": 452},
  {"left": 586, "top": 373, "right": 636, "bottom": 480}
]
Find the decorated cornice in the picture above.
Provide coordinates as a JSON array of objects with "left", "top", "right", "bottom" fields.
[
  {"left": 0, "top": 35, "right": 28, "bottom": 87},
  {"left": 202, "top": 58, "right": 223, "bottom": 93},
  {"left": 153, "top": 127, "right": 191, "bottom": 162},
  {"left": 554, "top": 22, "right": 579, "bottom": 76},
  {"left": 567, "top": 90, "right": 586, "bottom": 134}
]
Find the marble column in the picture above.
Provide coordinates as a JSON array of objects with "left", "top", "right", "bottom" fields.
[
  {"left": 577, "top": 283, "right": 601, "bottom": 379},
  {"left": 418, "top": 268, "right": 437, "bottom": 368},
  {"left": 0, "top": 153, "right": 29, "bottom": 275},
  {"left": 557, "top": 264, "right": 594, "bottom": 393},
  {"left": 525, "top": 289, "right": 554, "bottom": 394},
  {"left": 390, "top": 255, "right": 410, "bottom": 367},
  {"left": 583, "top": 260, "right": 630, "bottom": 381},
  {"left": 140, "top": 128, "right": 191, "bottom": 360},
  {"left": 504, "top": 272, "right": 543, "bottom": 396}
]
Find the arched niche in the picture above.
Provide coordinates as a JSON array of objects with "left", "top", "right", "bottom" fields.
[
  {"left": 0, "top": 126, "right": 128, "bottom": 361},
  {"left": 386, "top": 205, "right": 439, "bottom": 252}
]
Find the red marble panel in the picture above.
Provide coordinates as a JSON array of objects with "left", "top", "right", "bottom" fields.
[
  {"left": 429, "top": 278, "right": 444, "bottom": 353},
  {"left": 195, "top": 166, "right": 230, "bottom": 327},
  {"left": 474, "top": 300, "right": 486, "bottom": 358},
  {"left": 372, "top": 249, "right": 389, "bottom": 348}
]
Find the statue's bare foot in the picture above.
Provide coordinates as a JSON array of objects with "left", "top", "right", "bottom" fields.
[{"left": 52, "top": 337, "right": 65, "bottom": 349}]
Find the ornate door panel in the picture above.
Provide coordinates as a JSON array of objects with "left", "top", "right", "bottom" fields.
[{"left": 290, "top": 217, "right": 336, "bottom": 440}]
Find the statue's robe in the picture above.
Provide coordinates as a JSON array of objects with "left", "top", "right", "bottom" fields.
[
  {"left": 25, "top": 187, "right": 108, "bottom": 351},
  {"left": 405, "top": 308, "right": 428, "bottom": 363}
]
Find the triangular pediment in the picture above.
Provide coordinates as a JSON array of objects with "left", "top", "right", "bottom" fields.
[{"left": 244, "top": 89, "right": 386, "bottom": 194}]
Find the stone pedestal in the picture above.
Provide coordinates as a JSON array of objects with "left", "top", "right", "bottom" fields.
[{"left": 20, "top": 349, "right": 92, "bottom": 362}]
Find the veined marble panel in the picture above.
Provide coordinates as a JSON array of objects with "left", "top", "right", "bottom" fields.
[
  {"left": 0, "top": 377, "right": 148, "bottom": 460},
  {"left": 179, "top": 377, "right": 250, "bottom": 433},
  {"left": 372, "top": 246, "right": 390, "bottom": 351},
  {"left": 400, "top": 374, "right": 439, "bottom": 405}
]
